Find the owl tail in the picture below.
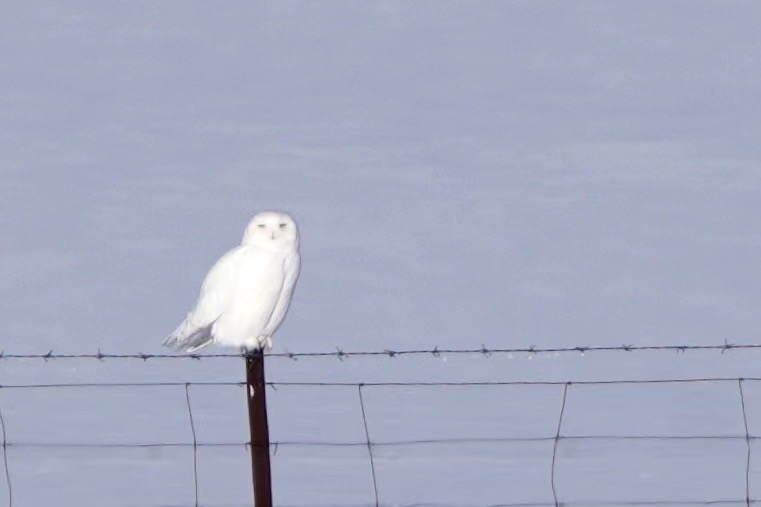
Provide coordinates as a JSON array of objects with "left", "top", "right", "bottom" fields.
[{"left": 163, "top": 314, "right": 215, "bottom": 352}]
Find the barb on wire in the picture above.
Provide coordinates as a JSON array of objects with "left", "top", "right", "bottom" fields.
[{"left": 3, "top": 341, "right": 761, "bottom": 361}]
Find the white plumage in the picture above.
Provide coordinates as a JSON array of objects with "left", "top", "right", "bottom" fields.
[{"left": 163, "top": 211, "right": 301, "bottom": 352}]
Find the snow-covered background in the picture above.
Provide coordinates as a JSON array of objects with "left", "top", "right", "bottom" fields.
[{"left": 1, "top": 1, "right": 761, "bottom": 506}]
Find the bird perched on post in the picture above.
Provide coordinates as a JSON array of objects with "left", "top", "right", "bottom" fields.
[{"left": 163, "top": 211, "right": 301, "bottom": 352}]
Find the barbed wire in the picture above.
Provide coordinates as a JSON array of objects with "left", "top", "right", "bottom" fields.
[{"left": 1, "top": 340, "right": 760, "bottom": 361}]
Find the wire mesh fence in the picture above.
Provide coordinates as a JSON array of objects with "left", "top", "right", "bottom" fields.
[{"left": 1, "top": 344, "right": 761, "bottom": 506}]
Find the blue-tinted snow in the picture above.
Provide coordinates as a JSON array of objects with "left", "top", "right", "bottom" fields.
[{"left": 1, "top": 1, "right": 761, "bottom": 506}]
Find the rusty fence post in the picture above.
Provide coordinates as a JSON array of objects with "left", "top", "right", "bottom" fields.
[{"left": 246, "top": 350, "right": 273, "bottom": 507}]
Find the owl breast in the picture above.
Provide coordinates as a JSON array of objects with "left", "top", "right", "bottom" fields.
[{"left": 211, "top": 248, "right": 288, "bottom": 346}]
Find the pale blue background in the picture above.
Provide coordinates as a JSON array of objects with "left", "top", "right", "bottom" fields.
[{"left": 2, "top": 2, "right": 761, "bottom": 505}]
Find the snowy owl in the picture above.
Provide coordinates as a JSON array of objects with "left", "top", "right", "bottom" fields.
[{"left": 163, "top": 211, "right": 301, "bottom": 352}]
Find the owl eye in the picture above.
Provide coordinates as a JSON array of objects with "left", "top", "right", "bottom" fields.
[
  {"left": 279, "top": 223, "right": 287, "bottom": 228},
  {"left": 257, "top": 224, "right": 265, "bottom": 228}
]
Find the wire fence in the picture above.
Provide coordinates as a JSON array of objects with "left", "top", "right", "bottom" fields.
[
  {"left": 2, "top": 344, "right": 761, "bottom": 506},
  {"left": 0, "top": 339, "right": 758, "bottom": 360}
]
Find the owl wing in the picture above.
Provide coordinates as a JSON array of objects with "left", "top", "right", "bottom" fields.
[
  {"left": 263, "top": 251, "right": 301, "bottom": 339},
  {"left": 163, "top": 246, "right": 246, "bottom": 352}
]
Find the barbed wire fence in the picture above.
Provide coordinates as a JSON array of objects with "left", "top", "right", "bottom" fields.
[
  {"left": 1, "top": 343, "right": 761, "bottom": 506},
  {"left": 0, "top": 340, "right": 756, "bottom": 360}
]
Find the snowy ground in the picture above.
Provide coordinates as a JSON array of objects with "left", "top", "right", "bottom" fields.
[{"left": 2, "top": 2, "right": 761, "bottom": 506}]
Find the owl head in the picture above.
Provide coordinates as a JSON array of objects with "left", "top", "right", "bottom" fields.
[{"left": 242, "top": 211, "right": 299, "bottom": 248}]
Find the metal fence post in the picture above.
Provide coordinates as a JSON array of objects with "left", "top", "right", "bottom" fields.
[{"left": 246, "top": 350, "right": 273, "bottom": 507}]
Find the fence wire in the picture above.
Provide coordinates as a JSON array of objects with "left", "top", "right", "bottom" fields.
[
  {"left": 1, "top": 340, "right": 760, "bottom": 361},
  {"left": 1, "top": 351, "right": 761, "bottom": 506},
  {"left": 358, "top": 384, "right": 380, "bottom": 507},
  {"left": 0, "top": 399, "right": 11, "bottom": 507},
  {"left": 550, "top": 383, "right": 568, "bottom": 507},
  {"left": 184, "top": 383, "right": 200, "bottom": 507}
]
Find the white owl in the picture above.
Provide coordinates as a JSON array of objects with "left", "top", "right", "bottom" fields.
[{"left": 163, "top": 211, "right": 301, "bottom": 352}]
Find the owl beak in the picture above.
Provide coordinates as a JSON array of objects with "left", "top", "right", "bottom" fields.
[{"left": 270, "top": 231, "right": 276, "bottom": 240}]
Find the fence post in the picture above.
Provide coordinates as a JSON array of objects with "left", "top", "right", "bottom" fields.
[{"left": 245, "top": 349, "right": 273, "bottom": 507}]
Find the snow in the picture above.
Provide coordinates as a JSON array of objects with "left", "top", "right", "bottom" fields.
[{"left": 2, "top": 1, "right": 761, "bottom": 505}]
